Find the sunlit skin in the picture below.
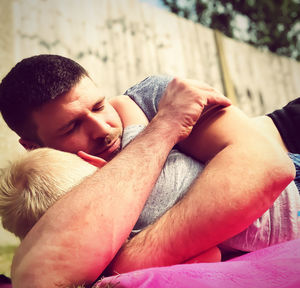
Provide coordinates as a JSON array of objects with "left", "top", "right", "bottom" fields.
[{"left": 31, "top": 77, "right": 123, "bottom": 161}]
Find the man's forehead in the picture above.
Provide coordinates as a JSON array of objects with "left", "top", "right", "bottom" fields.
[
  {"left": 33, "top": 76, "right": 105, "bottom": 118},
  {"left": 68, "top": 78, "right": 106, "bottom": 104},
  {"left": 41, "top": 80, "right": 105, "bottom": 110}
]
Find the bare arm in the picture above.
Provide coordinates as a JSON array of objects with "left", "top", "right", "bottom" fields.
[
  {"left": 11, "top": 116, "right": 176, "bottom": 288},
  {"left": 107, "top": 86, "right": 295, "bottom": 274},
  {"left": 11, "top": 78, "right": 229, "bottom": 287},
  {"left": 109, "top": 95, "right": 221, "bottom": 264},
  {"left": 109, "top": 95, "right": 149, "bottom": 127}
]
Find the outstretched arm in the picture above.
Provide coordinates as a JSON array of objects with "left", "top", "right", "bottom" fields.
[
  {"left": 11, "top": 78, "right": 229, "bottom": 288},
  {"left": 107, "top": 82, "right": 295, "bottom": 274}
]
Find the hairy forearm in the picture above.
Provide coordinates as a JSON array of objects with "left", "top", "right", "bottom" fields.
[
  {"left": 151, "top": 141, "right": 293, "bottom": 264},
  {"left": 109, "top": 108, "right": 295, "bottom": 273},
  {"left": 11, "top": 115, "right": 179, "bottom": 288}
]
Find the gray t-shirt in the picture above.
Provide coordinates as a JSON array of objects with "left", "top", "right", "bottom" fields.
[
  {"left": 124, "top": 75, "right": 300, "bottom": 251},
  {"left": 122, "top": 125, "right": 203, "bottom": 234}
]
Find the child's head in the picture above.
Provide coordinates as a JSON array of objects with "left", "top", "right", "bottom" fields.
[{"left": 0, "top": 148, "right": 97, "bottom": 239}]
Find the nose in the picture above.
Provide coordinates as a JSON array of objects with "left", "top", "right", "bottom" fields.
[{"left": 86, "top": 114, "right": 111, "bottom": 140}]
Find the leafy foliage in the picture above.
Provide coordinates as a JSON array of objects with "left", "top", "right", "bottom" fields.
[{"left": 161, "top": 0, "right": 300, "bottom": 60}]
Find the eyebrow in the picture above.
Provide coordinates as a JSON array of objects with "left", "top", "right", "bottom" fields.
[{"left": 56, "top": 96, "right": 106, "bottom": 134}]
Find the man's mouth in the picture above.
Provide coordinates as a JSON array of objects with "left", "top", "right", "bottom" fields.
[{"left": 95, "top": 137, "right": 121, "bottom": 161}]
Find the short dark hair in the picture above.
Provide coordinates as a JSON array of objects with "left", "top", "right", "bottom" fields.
[{"left": 0, "top": 54, "right": 89, "bottom": 141}]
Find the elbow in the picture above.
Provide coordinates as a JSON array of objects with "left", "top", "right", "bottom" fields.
[
  {"left": 11, "top": 262, "right": 31, "bottom": 288},
  {"left": 11, "top": 254, "right": 42, "bottom": 288},
  {"left": 265, "top": 149, "right": 296, "bottom": 201},
  {"left": 283, "top": 155, "right": 296, "bottom": 184},
  {"left": 275, "top": 148, "right": 295, "bottom": 184}
]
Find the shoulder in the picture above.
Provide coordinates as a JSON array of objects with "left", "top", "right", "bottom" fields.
[
  {"left": 123, "top": 75, "right": 174, "bottom": 121},
  {"left": 124, "top": 75, "right": 173, "bottom": 97},
  {"left": 109, "top": 96, "right": 148, "bottom": 127}
]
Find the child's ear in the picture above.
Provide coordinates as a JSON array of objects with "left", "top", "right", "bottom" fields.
[
  {"left": 19, "top": 138, "right": 41, "bottom": 150},
  {"left": 77, "top": 151, "right": 107, "bottom": 168}
]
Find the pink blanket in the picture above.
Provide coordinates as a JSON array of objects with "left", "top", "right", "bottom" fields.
[{"left": 95, "top": 239, "right": 300, "bottom": 288}]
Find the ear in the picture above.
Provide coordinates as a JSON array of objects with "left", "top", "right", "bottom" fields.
[
  {"left": 19, "top": 138, "right": 41, "bottom": 150},
  {"left": 77, "top": 151, "right": 107, "bottom": 168}
]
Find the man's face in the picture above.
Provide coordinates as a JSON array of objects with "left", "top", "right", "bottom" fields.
[{"left": 32, "top": 77, "right": 123, "bottom": 161}]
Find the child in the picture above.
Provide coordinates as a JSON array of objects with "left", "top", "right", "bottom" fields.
[
  {"left": 0, "top": 122, "right": 203, "bottom": 242},
  {"left": 1, "top": 125, "right": 299, "bottom": 254},
  {"left": 0, "top": 148, "right": 98, "bottom": 239},
  {"left": 0, "top": 94, "right": 299, "bottom": 257},
  {"left": 0, "top": 146, "right": 220, "bottom": 265}
]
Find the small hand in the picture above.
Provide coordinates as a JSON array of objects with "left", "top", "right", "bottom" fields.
[{"left": 77, "top": 151, "right": 107, "bottom": 168}]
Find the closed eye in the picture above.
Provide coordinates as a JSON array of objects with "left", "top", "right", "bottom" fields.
[
  {"left": 92, "top": 102, "right": 105, "bottom": 112},
  {"left": 63, "top": 120, "right": 80, "bottom": 136}
]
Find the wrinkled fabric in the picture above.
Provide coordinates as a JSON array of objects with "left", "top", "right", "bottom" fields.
[
  {"left": 122, "top": 125, "right": 203, "bottom": 235},
  {"left": 94, "top": 239, "right": 300, "bottom": 288},
  {"left": 124, "top": 75, "right": 300, "bottom": 250}
]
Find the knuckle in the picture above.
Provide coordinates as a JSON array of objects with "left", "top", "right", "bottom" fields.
[{"left": 170, "top": 77, "right": 186, "bottom": 90}]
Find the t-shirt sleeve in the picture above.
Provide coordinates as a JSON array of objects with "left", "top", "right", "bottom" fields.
[{"left": 124, "top": 75, "right": 173, "bottom": 121}]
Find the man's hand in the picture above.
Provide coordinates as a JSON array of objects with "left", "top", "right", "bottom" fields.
[
  {"left": 13, "top": 77, "right": 226, "bottom": 287},
  {"left": 157, "top": 78, "right": 231, "bottom": 142},
  {"left": 106, "top": 106, "right": 295, "bottom": 274}
]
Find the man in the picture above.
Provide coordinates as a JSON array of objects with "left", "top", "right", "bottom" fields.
[{"left": 0, "top": 55, "right": 294, "bottom": 287}]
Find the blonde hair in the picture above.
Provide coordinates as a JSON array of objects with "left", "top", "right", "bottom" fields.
[{"left": 0, "top": 148, "right": 97, "bottom": 239}]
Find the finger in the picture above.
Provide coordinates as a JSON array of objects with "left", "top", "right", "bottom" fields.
[
  {"left": 183, "top": 79, "right": 231, "bottom": 107},
  {"left": 77, "top": 151, "right": 107, "bottom": 168},
  {"left": 207, "top": 93, "right": 231, "bottom": 107},
  {"left": 191, "top": 89, "right": 231, "bottom": 108}
]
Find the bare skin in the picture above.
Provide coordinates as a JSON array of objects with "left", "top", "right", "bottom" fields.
[
  {"left": 11, "top": 77, "right": 295, "bottom": 287},
  {"left": 106, "top": 104, "right": 295, "bottom": 274},
  {"left": 97, "top": 95, "right": 293, "bottom": 273},
  {"left": 77, "top": 95, "right": 222, "bottom": 265}
]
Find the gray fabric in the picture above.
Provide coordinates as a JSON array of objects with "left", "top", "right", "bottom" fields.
[
  {"left": 124, "top": 75, "right": 300, "bottom": 251},
  {"left": 122, "top": 125, "right": 203, "bottom": 234},
  {"left": 124, "top": 75, "right": 173, "bottom": 121},
  {"left": 123, "top": 125, "right": 300, "bottom": 251}
]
